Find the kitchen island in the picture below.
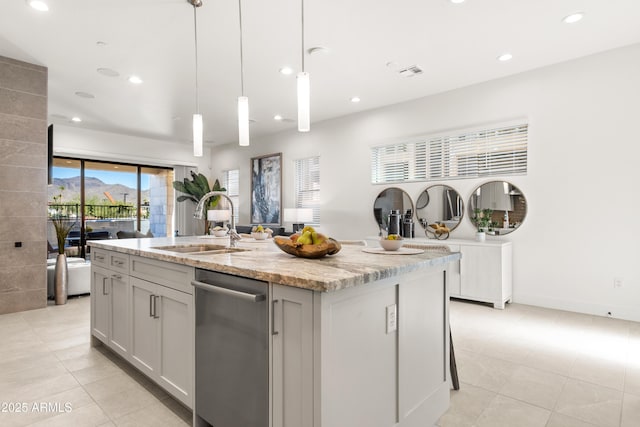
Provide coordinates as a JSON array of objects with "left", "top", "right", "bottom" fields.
[{"left": 89, "top": 236, "right": 460, "bottom": 427}]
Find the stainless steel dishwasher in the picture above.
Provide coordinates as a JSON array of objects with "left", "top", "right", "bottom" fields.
[{"left": 192, "top": 269, "right": 268, "bottom": 427}]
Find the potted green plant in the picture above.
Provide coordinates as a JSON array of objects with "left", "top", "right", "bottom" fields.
[
  {"left": 50, "top": 187, "right": 76, "bottom": 305},
  {"left": 173, "top": 171, "right": 226, "bottom": 234},
  {"left": 472, "top": 208, "right": 493, "bottom": 242}
]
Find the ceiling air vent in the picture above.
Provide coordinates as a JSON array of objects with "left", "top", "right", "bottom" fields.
[{"left": 398, "top": 65, "right": 423, "bottom": 77}]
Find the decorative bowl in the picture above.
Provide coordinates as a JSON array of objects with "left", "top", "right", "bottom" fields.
[
  {"left": 251, "top": 231, "right": 269, "bottom": 240},
  {"left": 212, "top": 228, "right": 228, "bottom": 237},
  {"left": 273, "top": 236, "right": 341, "bottom": 259},
  {"left": 380, "top": 237, "right": 404, "bottom": 251}
]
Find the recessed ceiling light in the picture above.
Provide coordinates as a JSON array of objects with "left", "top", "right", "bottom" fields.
[
  {"left": 563, "top": 12, "right": 584, "bottom": 24},
  {"left": 75, "top": 91, "right": 95, "bottom": 99},
  {"left": 497, "top": 53, "right": 513, "bottom": 62},
  {"left": 71, "top": 117, "right": 82, "bottom": 123},
  {"left": 350, "top": 97, "right": 361, "bottom": 103},
  {"left": 128, "top": 75, "right": 143, "bottom": 84},
  {"left": 307, "top": 46, "right": 330, "bottom": 56},
  {"left": 450, "top": 0, "right": 465, "bottom": 4},
  {"left": 27, "top": 0, "right": 49, "bottom": 12},
  {"left": 97, "top": 68, "right": 119, "bottom": 77},
  {"left": 279, "top": 67, "right": 293, "bottom": 75},
  {"left": 274, "top": 115, "right": 283, "bottom": 121}
]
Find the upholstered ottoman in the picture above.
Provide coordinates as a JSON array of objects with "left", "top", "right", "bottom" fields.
[{"left": 46, "top": 258, "right": 91, "bottom": 298}]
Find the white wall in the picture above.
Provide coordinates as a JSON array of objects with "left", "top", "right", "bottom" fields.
[{"left": 211, "top": 43, "right": 640, "bottom": 321}]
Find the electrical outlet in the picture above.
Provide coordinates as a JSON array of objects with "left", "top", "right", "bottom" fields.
[
  {"left": 613, "top": 277, "right": 623, "bottom": 288},
  {"left": 386, "top": 304, "right": 397, "bottom": 334}
]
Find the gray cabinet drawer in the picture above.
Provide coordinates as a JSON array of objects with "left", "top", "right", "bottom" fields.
[{"left": 130, "top": 255, "right": 194, "bottom": 294}]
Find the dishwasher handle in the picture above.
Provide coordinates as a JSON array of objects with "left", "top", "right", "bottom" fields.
[{"left": 191, "top": 280, "right": 266, "bottom": 302}]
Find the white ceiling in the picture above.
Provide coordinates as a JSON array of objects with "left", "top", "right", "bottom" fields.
[{"left": 1, "top": 0, "right": 640, "bottom": 147}]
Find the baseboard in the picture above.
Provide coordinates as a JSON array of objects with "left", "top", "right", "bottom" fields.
[{"left": 514, "top": 293, "right": 640, "bottom": 323}]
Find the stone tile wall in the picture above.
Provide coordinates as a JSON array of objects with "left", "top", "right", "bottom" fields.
[{"left": 0, "top": 56, "right": 48, "bottom": 314}]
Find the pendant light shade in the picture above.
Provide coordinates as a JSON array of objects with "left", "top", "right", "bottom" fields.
[
  {"left": 237, "top": 0, "right": 250, "bottom": 146},
  {"left": 237, "top": 96, "right": 249, "bottom": 146},
  {"left": 193, "top": 113, "right": 203, "bottom": 156},
  {"left": 297, "top": 72, "right": 310, "bottom": 132}
]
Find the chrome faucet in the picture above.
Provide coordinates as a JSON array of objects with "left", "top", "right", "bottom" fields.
[{"left": 193, "top": 191, "right": 241, "bottom": 247}]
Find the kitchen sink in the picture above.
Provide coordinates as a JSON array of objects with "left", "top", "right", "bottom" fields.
[{"left": 152, "top": 244, "right": 249, "bottom": 255}]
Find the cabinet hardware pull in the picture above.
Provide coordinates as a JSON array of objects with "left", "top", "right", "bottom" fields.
[
  {"left": 114, "top": 260, "right": 123, "bottom": 265},
  {"left": 149, "top": 294, "right": 155, "bottom": 317},
  {"left": 95, "top": 255, "right": 105, "bottom": 261},
  {"left": 191, "top": 280, "right": 266, "bottom": 302},
  {"left": 154, "top": 295, "right": 160, "bottom": 319},
  {"left": 102, "top": 277, "right": 108, "bottom": 295},
  {"left": 272, "top": 299, "right": 279, "bottom": 335},
  {"left": 112, "top": 274, "right": 122, "bottom": 280}
]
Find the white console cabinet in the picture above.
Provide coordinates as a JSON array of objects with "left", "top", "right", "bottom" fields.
[{"left": 366, "top": 237, "right": 512, "bottom": 309}]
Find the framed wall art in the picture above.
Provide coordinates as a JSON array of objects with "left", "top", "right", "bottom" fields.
[{"left": 250, "top": 152, "right": 282, "bottom": 225}]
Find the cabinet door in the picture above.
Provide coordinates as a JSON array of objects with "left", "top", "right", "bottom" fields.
[
  {"left": 460, "top": 245, "right": 501, "bottom": 301},
  {"left": 108, "top": 272, "right": 130, "bottom": 358},
  {"left": 130, "top": 277, "right": 159, "bottom": 377},
  {"left": 91, "top": 267, "right": 110, "bottom": 344},
  {"left": 272, "top": 284, "right": 313, "bottom": 427},
  {"left": 156, "top": 285, "right": 193, "bottom": 407}
]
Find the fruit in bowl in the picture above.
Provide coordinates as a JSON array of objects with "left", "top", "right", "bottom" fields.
[
  {"left": 250, "top": 224, "right": 271, "bottom": 240},
  {"left": 273, "top": 226, "right": 341, "bottom": 258},
  {"left": 380, "top": 234, "right": 404, "bottom": 251}
]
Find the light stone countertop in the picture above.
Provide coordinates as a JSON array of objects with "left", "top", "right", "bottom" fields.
[{"left": 89, "top": 236, "right": 461, "bottom": 292}]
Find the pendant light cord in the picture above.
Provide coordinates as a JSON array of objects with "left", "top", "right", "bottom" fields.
[
  {"left": 238, "top": 0, "right": 245, "bottom": 95},
  {"left": 301, "top": 0, "right": 305, "bottom": 72},
  {"left": 193, "top": 5, "right": 200, "bottom": 113}
]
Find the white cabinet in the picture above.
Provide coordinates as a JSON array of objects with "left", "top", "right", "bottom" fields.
[
  {"left": 459, "top": 244, "right": 512, "bottom": 308},
  {"left": 272, "top": 284, "right": 314, "bottom": 427},
  {"left": 404, "top": 238, "right": 512, "bottom": 309},
  {"left": 91, "top": 249, "right": 194, "bottom": 409},
  {"left": 90, "top": 264, "right": 130, "bottom": 359},
  {"left": 91, "top": 267, "right": 109, "bottom": 344},
  {"left": 130, "top": 276, "right": 193, "bottom": 408}
]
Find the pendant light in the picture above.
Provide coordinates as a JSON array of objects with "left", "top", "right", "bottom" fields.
[
  {"left": 189, "top": 0, "right": 204, "bottom": 157},
  {"left": 237, "top": 0, "right": 249, "bottom": 146},
  {"left": 297, "top": 0, "right": 310, "bottom": 132}
]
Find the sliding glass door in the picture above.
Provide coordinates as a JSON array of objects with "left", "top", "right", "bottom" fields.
[{"left": 48, "top": 157, "right": 174, "bottom": 258}]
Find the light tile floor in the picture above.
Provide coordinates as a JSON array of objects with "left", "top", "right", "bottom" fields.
[
  {"left": 0, "top": 296, "right": 191, "bottom": 427},
  {"left": 1, "top": 296, "right": 638, "bottom": 426},
  {"left": 440, "top": 299, "right": 640, "bottom": 427}
]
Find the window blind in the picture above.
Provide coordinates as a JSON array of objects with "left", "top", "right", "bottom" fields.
[
  {"left": 294, "top": 156, "right": 320, "bottom": 224},
  {"left": 371, "top": 123, "right": 527, "bottom": 183},
  {"left": 370, "top": 141, "right": 427, "bottom": 183},
  {"left": 222, "top": 169, "right": 239, "bottom": 225},
  {"left": 429, "top": 124, "right": 528, "bottom": 179}
]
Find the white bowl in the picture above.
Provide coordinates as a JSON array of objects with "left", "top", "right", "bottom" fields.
[
  {"left": 251, "top": 231, "right": 269, "bottom": 240},
  {"left": 212, "top": 229, "right": 228, "bottom": 237},
  {"left": 379, "top": 238, "right": 403, "bottom": 251}
]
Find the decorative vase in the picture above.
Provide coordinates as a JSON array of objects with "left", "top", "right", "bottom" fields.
[
  {"left": 54, "top": 253, "right": 68, "bottom": 305},
  {"left": 475, "top": 231, "right": 486, "bottom": 242}
]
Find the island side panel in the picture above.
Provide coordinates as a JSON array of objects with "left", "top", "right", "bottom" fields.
[
  {"left": 398, "top": 268, "right": 450, "bottom": 427},
  {"left": 319, "top": 278, "right": 399, "bottom": 427},
  {"left": 319, "top": 266, "right": 449, "bottom": 427}
]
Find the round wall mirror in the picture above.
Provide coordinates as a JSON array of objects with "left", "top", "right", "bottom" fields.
[
  {"left": 373, "top": 188, "right": 414, "bottom": 234},
  {"left": 468, "top": 181, "right": 527, "bottom": 235},
  {"left": 416, "top": 185, "right": 464, "bottom": 232}
]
